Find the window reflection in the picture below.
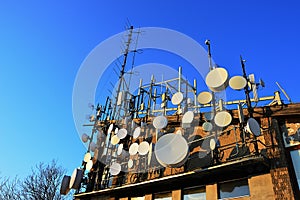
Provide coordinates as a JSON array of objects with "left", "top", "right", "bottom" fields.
[
  {"left": 219, "top": 179, "right": 249, "bottom": 199},
  {"left": 290, "top": 149, "right": 300, "bottom": 189},
  {"left": 154, "top": 192, "right": 172, "bottom": 200},
  {"left": 184, "top": 187, "right": 206, "bottom": 200}
]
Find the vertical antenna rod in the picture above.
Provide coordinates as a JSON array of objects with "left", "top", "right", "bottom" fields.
[
  {"left": 240, "top": 56, "right": 253, "bottom": 117},
  {"left": 112, "top": 26, "right": 134, "bottom": 119}
]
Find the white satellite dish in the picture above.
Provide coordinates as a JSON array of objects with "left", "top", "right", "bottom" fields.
[
  {"left": 138, "top": 141, "right": 150, "bottom": 155},
  {"left": 133, "top": 127, "right": 141, "bottom": 139},
  {"left": 117, "top": 143, "right": 123, "bottom": 156},
  {"left": 129, "top": 143, "right": 139, "bottom": 155},
  {"left": 155, "top": 133, "right": 188, "bottom": 167},
  {"left": 148, "top": 143, "right": 153, "bottom": 166},
  {"left": 202, "top": 122, "right": 213, "bottom": 132},
  {"left": 86, "top": 160, "right": 93, "bottom": 172},
  {"left": 117, "top": 128, "right": 127, "bottom": 139},
  {"left": 229, "top": 76, "right": 247, "bottom": 90},
  {"left": 210, "top": 138, "right": 216, "bottom": 150},
  {"left": 83, "top": 152, "right": 91, "bottom": 163},
  {"left": 205, "top": 67, "right": 229, "bottom": 92},
  {"left": 153, "top": 116, "right": 168, "bottom": 129},
  {"left": 171, "top": 92, "right": 184, "bottom": 105},
  {"left": 214, "top": 111, "right": 232, "bottom": 127},
  {"left": 197, "top": 91, "right": 212, "bottom": 104},
  {"left": 111, "top": 135, "right": 120, "bottom": 145},
  {"left": 182, "top": 111, "right": 194, "bottom": 124},
  {"left": 109, "top": 162, "right": 121, "bottom": 176},
  {"left": 108, "top": 123, "right": 114, "bottom": 134},
  {"left": 128, "top": 159, "right": 134, "bottom": 169},
  {"left": 246, "top": 118, "right": 261, "bottom": 136}
]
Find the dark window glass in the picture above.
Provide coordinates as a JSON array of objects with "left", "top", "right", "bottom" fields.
[
  {"left": 219, "top": 179, "right": 250, "bottom": 199},
  {"left": 184, "top": 187, "right": 206, "bottom": 200},
  {"left": 290, "top": 149, "right": 300, "bottom": 189},
  {"left": 154, "top": 192, "right": 172, "bottom": 200}
]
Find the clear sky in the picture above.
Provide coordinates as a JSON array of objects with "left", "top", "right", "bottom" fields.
[{"left": 0, "top": 1, "right": 300, "bottom": 180}]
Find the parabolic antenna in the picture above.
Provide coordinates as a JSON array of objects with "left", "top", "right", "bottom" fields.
[
  {"left": 229, "top": 75, "right": 247, "bottom": 90},
  {"left": 109, "top": 162, "right": 121, "bottom": 176},
  {"left": 202, "top": 121, "right": 213, "bottom": 132},
  {"left": 210, "top": 138, "right": 216, "bottom": 150},
  {"left": 128, "top": 159, "right": 134, "bottom": 169},
  {"left": 153, "top": 116, "right": 168, "bottom": 129},
  {"left": 117, "top": 128, "right": 127, "bottom": 139},
  {"left": 81, "top": 133, "right": 89, "bottom": 143},
  {"left": 171, "top": 92, "right": 184, "bottom": 105},
  {"left": 117, "top": 143, "right": 123, "bottom": 156},
  {"left": 182, "top": 111, "right": 194, "bottom": 124},
  {"left": 214, "top": 111, "right": 232, "bottom": 127},
  {"left": 155, "top": 133, "right": 188, "bottom": 167},
  {"left": 246, "top": 118, "right": 261, "bottom": 136},
  {"left": 86, "top": 160, "right": 93, "bottom": 172},
  {"left": 83, "top": 152, "right": 91, "bottom": 163},
  {"left": 69, "top": 168, "right": 83, "bottom": 189},
  {"left": 138, "top": 141, "right": 150, "bottom": 155},
  {"left": 197, "top": 91, "right": 212, "bottom": 104},
  {"left": 111, "top": 135, "right": 120, "bottom": 145},
  {"left": 129, "top": 143, "right": 139, "bottom": 155},
  {"left": 133, "top": 127, "right": 141, "bottom": 139},
  {"left": 205, "top": 67, "right": 229, "bottom": 92},
  {"left": 108, "top": 123, "right": 114, "bottom": 134},
  {"left": 60, "top": 175, "right": 71, "bottom": 195},
  {"left": 204, "top": 112, "right": 214, "bottom": 121}
]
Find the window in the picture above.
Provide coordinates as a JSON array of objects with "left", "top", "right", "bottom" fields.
[
  {"left": 290, "top": 149, "right": 300, "bottom": 189},
  {"left": 154, "top": 192, "right": 172, "bottom": 200},
  {"left": 183, "top": 187, "right": 206, "bottom": 200},
  {"left": 219, "top": 179, "right": 250, "bottom": 199},
  {"left": 131, "top": 197, "right": 145, "bottom": 200}
]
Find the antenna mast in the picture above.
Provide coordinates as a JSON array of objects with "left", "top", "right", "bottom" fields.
[{"left": 112, "top": 26, "right": 134, "bottom": 119}]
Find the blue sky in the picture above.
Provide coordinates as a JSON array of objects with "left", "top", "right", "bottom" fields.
[{"left": 0, "top": 1, "right": 299, "bottom": 179}]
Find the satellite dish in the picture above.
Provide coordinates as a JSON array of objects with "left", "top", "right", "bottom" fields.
[
  {"left": 246, "top": 118, "right": 261, "bottom": 136},
  {"left": 117, "top": 144, "right": 123, "bottom": 156},
  {"left": 83, "top": 152, "right": 91, "bottom": 163},
  {"left": 86, "top": 160, "right": 93, "bottom": 172},
  {"left": 69, "top": 168, "right": 83, "bottom": 189},
  {"left": 204, "top": 112, "right": 214, "bottom": 121},
  {"left": 117, "top": 128, "right": 127, "bottom": 139},
  {"left": 128, "top": 159, "right": 134, "bottom": 169},
  {"left": 210, "top": 138, "right": 216, "bottom": 150},
  {"left": 229, "top": 76, "right": 247, "bottom": 90},
  {"left": 138, "top": 141, "right": 150, "bottom": 155},
  {"left": 111, "top": 135, "right": 120, "bottom": 145},
  {"left": 197, "top": 91, "right": 212, "bottom": 104},
  {"left": 133, "top": 127, "right": 141, "bottom": 139},
  {"left": 171, "top": 92, "right": 184, "bottom": 105},
  {"left": 202, "top": 122, "right": 213, "bottom": 132},
  {"left": 205, "top": 67, "right": 229, "bottom": 92},
  {"left": 129, "top": 143, "right": 139, "bottom": 155},
  {"left": 109, "top": 162, "right": 121, "bottom": 176},
  {"left": 182, "top": 111, "right": 194, "bottom": 124},
  {"left": 60, "top": 175, "right": 71, "bottom": 195},
  {"left": 214, "top": 111, "right": 232, "bottom": 127},
  {"left": 148, "top": 143, "right": 153, "bottom": 166},
  {"left": 153, "top": 116, "right": 168, "bottom": 129},
  {"left": 108, "top": 124, "right": 114, "bottom": 134},
  {"left": 81, "top": 133, "right": 89, "bottom": 143},
  {"left": 89, "top": 142, "right": 97, "bottom": 152},
  {"left": 155, "top": 134, "right": 189, "bottom": 167}
]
